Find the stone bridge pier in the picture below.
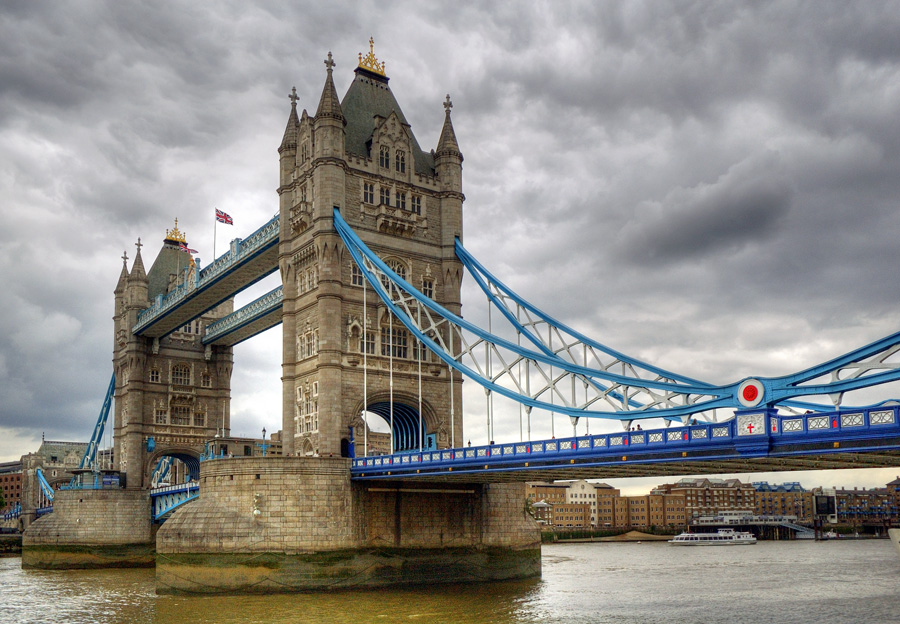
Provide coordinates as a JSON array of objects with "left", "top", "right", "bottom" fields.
[{"left": 156, "top": 457, "right": 540, "bottom": 593}]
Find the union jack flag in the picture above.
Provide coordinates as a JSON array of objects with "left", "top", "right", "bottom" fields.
[
  {"left": 179, "top": 243, "right": 198, "bottom": 254},
  {"left": 215, "top": 208, "right": 233, "bottom": 225}
]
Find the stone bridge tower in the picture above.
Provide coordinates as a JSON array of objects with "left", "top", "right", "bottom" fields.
[
  {"left": 278, "top": 42, "right": 464, "bottom": 457},
  {"left": 112, "top": 224, "right": 233, "bottom": 488}
]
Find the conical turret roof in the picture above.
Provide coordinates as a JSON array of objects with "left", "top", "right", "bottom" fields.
[
  {"left": 315, "top": 52, "right": 345, "bottom": 123},
  {"left": 129, "top": 239, "right": 147, "bottom": 282},
  {"left": 279, "top": 86, "right": 300, "bottom": 153},
  {"left": 437, "top": 94, "right": 462, "bottom": 159}
]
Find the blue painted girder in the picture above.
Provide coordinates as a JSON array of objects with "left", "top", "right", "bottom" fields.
[{"left": 334, "top": 208, "right": 900, "bottom": 420}]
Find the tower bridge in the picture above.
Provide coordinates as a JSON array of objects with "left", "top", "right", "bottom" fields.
[{"left": 21, "top": 41, "right": 900, "bottom": 593}]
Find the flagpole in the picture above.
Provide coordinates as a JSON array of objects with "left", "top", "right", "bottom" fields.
[{"left": 213, "top": 207, "right": 217, "bottom": 259}]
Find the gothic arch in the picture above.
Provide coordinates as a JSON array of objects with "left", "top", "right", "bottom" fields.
[
  {"left": 145, "top": 446, "right": 201, "bottom": 488},
  {"left": 352, "top": 390, "right": 439, "bottom": 453}
]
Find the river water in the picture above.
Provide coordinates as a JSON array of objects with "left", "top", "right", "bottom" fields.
[{"left": 1, "top": 540, "right": 897, "bottom": 624}]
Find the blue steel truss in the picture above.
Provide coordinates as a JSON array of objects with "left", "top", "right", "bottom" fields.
[
  {"left": 150, "top": 482, "right": 199, "bottom": 522},
  {"left": 35, "top": 468, "right": 54, "bottom": 502},
  {"left": 334, "top": 208, "right": 900, "bottom": 424},
  {"left": 74, "top": 373, "right": 115, "bottom": 474}
]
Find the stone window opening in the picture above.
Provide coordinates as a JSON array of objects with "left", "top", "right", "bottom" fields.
[
  {"left": 379, "top": 146, "right": 390, "bottom": 169},
  {"left": 411, "top": 195, "right": 421, "bottom": 215},
  {"left": 396, "top": 191, "right": 406, "bottom": 210},
  {"left": 172, "top": 364, "right": 190, "bottom": 386},
  {"left": 422, "top": 278, "right": 434, "bottom": 299},
  {"left": 381, "top": 324, "right": 408, "bottom": 359},
  {"left": 171, "top": 404, "right": 191, "bottom": 426},
  {"left": 150, "top": 368, "right": 160, "bottom": 383},
  {"left": 379, "top": 186, "right": 390, "bottom": 206},
  {"left": 395, "top": 150, "right": 406, "bottom": 173},
  {"left": 363, "top": 182, "right": 375, "bottom": 204},
  {"left": 351, "top": 263, "right": 364, "bottom": 287}
]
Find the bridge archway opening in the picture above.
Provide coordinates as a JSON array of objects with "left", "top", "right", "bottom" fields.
[
  {"left": 364, "top": 401, "right": 429, "bottom": 453},
  {"left": 146, "top": 449, "right": 200, "bottom": 488}
]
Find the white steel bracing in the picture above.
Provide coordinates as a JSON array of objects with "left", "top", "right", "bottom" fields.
[{"left": 335, "top": 209, "right": 734, "bottom": 423}]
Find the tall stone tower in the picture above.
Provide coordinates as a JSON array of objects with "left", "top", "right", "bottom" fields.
[
  {"left": 278, "top": 42, "right": 464, "bottom": 457},
  {"left": 112, "top": 223, "right": 233, "bottom": 488}
]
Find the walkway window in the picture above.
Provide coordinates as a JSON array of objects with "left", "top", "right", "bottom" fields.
[
  {"left": 172, "top": 364, "right": 190, "bottom": 386},
  {"left": 379, "top": 146, "right": 390, "bottom": 169},
  {"left": 363, "top": 182, "right": 374, "bottom": 204},
  {"left": 395, "top": 150, "right": 406, "bottom": 173}
]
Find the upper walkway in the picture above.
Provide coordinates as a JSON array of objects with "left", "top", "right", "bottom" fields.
[
  {"left": 133, "top": 215, "right": 280, "bottom": 338},
  {"left": 350, "top": 405, "right": 900, "bottom": 482}
]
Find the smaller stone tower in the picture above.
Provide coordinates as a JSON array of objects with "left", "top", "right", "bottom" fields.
[{"left": 112, "top": 223, "right": 233, "bottom": 488}]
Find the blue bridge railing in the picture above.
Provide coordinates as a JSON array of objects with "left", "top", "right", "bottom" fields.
[{"left": 351, "top": 406, "right": 900, "bottom": 478}]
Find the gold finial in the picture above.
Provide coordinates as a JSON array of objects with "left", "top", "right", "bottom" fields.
[
  {"left": 358, "top": 37, "right": 386, "bottom": 77},
  {"left": 165, "top": 218, "right": 187, "bottom": 244}
]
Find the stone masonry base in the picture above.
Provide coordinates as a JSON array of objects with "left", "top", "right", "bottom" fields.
[
  {"left": 156, "top": 456, "right": 541, "bottom": 593},
  {"left": 22, "top": 488, "right": 153, "bottom": 569}
]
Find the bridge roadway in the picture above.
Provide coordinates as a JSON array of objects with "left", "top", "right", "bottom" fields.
[{"left": 350, "top": 406, "right": 900, "bottom": 483}]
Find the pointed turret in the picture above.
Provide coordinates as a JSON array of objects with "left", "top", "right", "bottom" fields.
[
  {"left": 115, "top": 250, "right": 129, "bottom": 295},
  {"left": 437, "top": 94, "right": 462, "bottom": 159},
  {"left": 315, "top": 52, "right": 344, "bottom": 124},
  {"left": 435, "top": 94, "right": 463, "bottom": 195},
  {"left": 129, "top": 238, "right": 148, "bottom": 283},
  {"left": 279, "top": 87, "right": 301, "bottom": 155}
]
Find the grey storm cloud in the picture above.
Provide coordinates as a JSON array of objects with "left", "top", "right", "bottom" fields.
[
  {"left": 617, "top": 153, "right": 794, "bottom": 264},
  {"left": 2, "top": 0, "right": 900, "bottom": 492}
]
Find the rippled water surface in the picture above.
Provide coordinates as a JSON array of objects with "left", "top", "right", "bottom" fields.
[{"left": 2, "top": 540, "right": 898, "bottom": 623}]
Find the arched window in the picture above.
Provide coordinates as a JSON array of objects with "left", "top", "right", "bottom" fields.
[
  {"left": 395, "top": 150, "right": 406, "bottom": 173},
  {"left": 379, "top": 146, "right": 390, "bottom": 169},
  {"left": 172, "top": 364, "right": 190, "bottom": 385}
]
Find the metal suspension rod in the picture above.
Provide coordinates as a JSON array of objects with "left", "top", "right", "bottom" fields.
[
  {"left": 417, "top": 301, "right": 423, "bottom": 452},
  {"left": 389, "top": 310, "right": 394, "bottom": 453},
  {"left": 363, "top": 276, "right": 368, "bottom": 457},
  {"left": 449, "top": 324, "right": 455, "bottom": 449}
]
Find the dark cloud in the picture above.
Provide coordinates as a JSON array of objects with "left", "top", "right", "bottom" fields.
[
  {"left": 616, "top": 152, "right": 794, "bottom": 264},
  {"left": 2, "top": 2, "right": 900, "bottom": 495}
]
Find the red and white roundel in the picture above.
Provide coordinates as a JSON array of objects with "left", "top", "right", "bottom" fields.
[{"left": 737, "top": 379, "right": 764, "bottom": 407}]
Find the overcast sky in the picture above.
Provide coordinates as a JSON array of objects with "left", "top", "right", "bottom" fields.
[{"left": 3, "top": 1, "right": 900, "bottom": 493}]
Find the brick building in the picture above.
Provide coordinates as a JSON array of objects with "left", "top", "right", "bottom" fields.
[
  {"left": 653, "top": 478, "right": 756, "bottom": 520},
  {"left": 753, "top": 482, "right": 813, "bottom": 522},
  {"left": 0, "top": 461, "right": 22, "bottom": 513}
]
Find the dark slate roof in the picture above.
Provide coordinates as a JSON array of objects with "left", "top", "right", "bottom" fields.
[
  {"left": 340, "top": 68, "right": 434, "bottom": 176},
  {"left": 146, "top": 241, "right": 193, "bottom": 300}
]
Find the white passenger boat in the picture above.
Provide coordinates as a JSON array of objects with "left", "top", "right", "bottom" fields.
[
  {"left": 889, "top": 528, "right": 900, "bottom": 560},
  {"left": 669, "top": 528, "right": 757, "bottom": 545}
]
